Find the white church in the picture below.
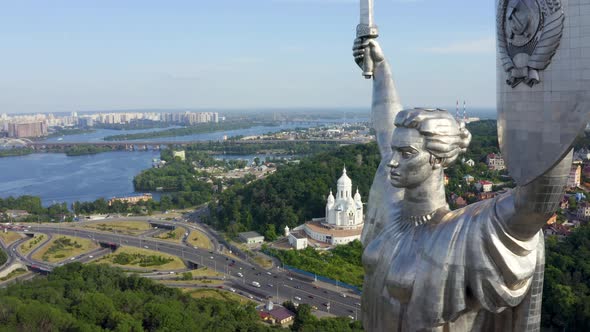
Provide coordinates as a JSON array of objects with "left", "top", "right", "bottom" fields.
[{"left": 286, "top": 167, "right": 364, "bottom": 249}]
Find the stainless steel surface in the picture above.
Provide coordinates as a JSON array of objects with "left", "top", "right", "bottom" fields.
[
  {"left": 354, "top": 1, "right": 588, "bottom": 330},
  {"left": 497, "top": 0, "right": 590, "bottom": 186},
  {"left": 357, "top": 0, "right": 378, "bottom": 79},
  {"left": 498, "top": 0, "right": 564, "bottom": 88}
]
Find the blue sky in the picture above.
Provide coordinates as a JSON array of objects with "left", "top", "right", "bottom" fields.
[{"left": 0, "top": 0, "right": 496, "bottom": 114}]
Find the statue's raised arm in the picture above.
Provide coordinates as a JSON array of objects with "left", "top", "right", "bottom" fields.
[{"left": 353, "top": 38, "right": 404, "bottom": 245}]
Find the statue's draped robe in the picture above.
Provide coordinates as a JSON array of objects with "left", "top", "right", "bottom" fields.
[{"left": 362, "top": 191, "right": 544, "bottom": 332}]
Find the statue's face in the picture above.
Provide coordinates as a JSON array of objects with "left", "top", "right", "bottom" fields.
[{"left": 389, "top": 127, "right": 434, "bottom": 188}]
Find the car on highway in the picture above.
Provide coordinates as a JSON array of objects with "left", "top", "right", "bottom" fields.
[
  {"left": 88, "top": 255, "right": 93, "bottom": 258},
  {"left": 266, "top": 272, "right": 272, "bottom": 275},
  {"left": 294, "top": 296, "right": 302, "bottom": 301},
  {"left": 308, "top": 295, "right": 314, "bottom": 299},
  {"left": 209, "top": 256, "right": 214, "bottom": 259},
  {"left": 248, "top": 295, "right": 254, "bottom": 299},
  {"left": 355, "top": 302, "right": 361, "bottom": 306},
  {"left": 267, "top": 284, "right": 273, "bottom": 288},
  {"left": 288, "top": 277, "right": 293, "bottom": 281},
  {"left": 311, "top": 305, "right": 318, "bottom": 310},
  {"left": 144, "top": 246, "right": 149, "bottom": 249},
  {"left": 237, "top": 272, "right": 243, "bottom": 278},
  {"left": 348, "top": 315, "right": 355, "bottom": 320},
  {"left": 229, "top": 288, "right": 236, "bottom": 293}
]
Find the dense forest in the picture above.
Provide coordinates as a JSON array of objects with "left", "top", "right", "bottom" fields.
[
  {"left": 0, "top": 196, "right": 71, "bottom": 222},
  {"left": 0, "top": 263, "right": 270, "bottom": 331},
  {"left": 208, "top": 142, "right": 381, "bottom": 239},
  {"left": 542, "top": 222, "right": 590, "bottom": 330},
  {"left": 0, "top": 263, "right": 362, "bottom": 331},
  {"left": 264, "top": 241, "right": 364, "bottom": 288}
]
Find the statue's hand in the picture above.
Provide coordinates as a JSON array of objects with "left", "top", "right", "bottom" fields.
[{"left": 353, "top": 37, "right": 385, "bottom": 70}]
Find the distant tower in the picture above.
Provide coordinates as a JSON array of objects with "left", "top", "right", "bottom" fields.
[
  {"left": 463, "top": 100, "right": 467, "bottom": 122},
  {"left": 266, "top": 299, "right": 274, "bottom": 311},
  {"left": 284, "top": 225, "right": 290, "bottom": 237}
]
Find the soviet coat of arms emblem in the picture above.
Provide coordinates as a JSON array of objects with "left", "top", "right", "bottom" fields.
[{"left": 498, "top": 0, "right": 564, "bottom": 87}]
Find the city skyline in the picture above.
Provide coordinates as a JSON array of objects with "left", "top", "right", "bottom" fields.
[{"left": 1, "top": 1, "right": 495, "bottom": 113}]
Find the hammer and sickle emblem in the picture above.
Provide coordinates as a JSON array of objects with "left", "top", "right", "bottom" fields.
[{"left": 507, "top": 0, "right": 533, "bottom": 39}]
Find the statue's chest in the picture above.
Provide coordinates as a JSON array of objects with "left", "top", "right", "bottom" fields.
[
  {"left": 384, "top": 230, "right": 424, "bottom": 304},
  {"left": 363, "top": 225, "right": 428, "bottom": 305}
]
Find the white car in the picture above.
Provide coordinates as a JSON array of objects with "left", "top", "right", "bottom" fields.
[
  {"left": 348, "top": 315, "right": 355, "bottom": 320},
  {"left": 340, "top": 293, "right": 347, "bottom": 298},
  {"left": 237, "top": 272, "right": 244, "bottom": 278},
  {"left": 229, "top": 288, "right": 236, "bottom": 293},
  {"left": 266, "top": 272, "right": 272, "bottom": 275},
  {"left": 294, "top": 296, "right": 302, "bottom": 301},
  {"left": 144, "top": 246, "right": 149, "bottom": 249},
  {"left": 88, "top": 255, "right": 94, "bottom": 258}
]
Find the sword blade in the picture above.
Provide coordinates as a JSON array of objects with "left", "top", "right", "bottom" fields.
[{"left": 360, "top": 0, "right": 374, "bottom": 26}]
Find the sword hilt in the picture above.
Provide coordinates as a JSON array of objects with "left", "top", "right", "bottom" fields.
[{"left": 356, "top": 24, "right": 379, "bottom": 79}]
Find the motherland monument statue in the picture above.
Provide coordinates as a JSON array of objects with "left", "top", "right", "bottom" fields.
[{"left": 354, "top": 0, "right": 590, "bottom": 331}]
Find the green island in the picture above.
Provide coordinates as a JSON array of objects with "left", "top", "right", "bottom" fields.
[
  {"left": 64, "top": 144, "right": 123, "bottom": 156},
  {"left": 0, "top": 263, "right": 360, "bottom": 331},
  {"left": 102, "top": 121, "right": 276, "bottom": 141},
  {"left": 95, "top": 247, "right": 186, "bottom": 270},
  {"left": 44, "top": 128, "right": 95, "bottom": 139},
  {"left": 0, "top": 148, "right": 35, "bottom": 158}
]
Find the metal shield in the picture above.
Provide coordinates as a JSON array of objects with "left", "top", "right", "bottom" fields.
[{"left": 496, "top": 0, "right": 590, "bottom": 186}]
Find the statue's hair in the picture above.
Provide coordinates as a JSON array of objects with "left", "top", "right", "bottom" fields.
[{"left": 394, "top": 108, "right": 472, "bottom": 168}]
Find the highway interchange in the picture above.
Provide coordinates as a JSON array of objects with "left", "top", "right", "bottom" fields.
[{"left": 1, "top": 219, "right": 362, "bottom": 319}]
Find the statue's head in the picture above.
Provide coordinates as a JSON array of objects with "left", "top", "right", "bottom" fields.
[{"left": 389, "top": 108, "right": 471, "bottom": 188}]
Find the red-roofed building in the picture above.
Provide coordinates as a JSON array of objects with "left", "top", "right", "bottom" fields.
[
  {"left": 475, "top": 180, "right": 493, "bottom": 193},
  {"left": 268, "top": 307, "right": 295, "bottom": 325}
]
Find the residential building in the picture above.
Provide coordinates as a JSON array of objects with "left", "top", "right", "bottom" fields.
[
  {"left": 463, "top": 175, "right": 475, "bottom": 184},
  {"left": 108, "top": 193, "right": 152, "bottom": 206},
  {"left": 567, "top": 163, "right": 582, "bottom": 188},
  {"left": 475, "top": 180, "right": 493, "bottom": 193},
  {"left": 465, "top": 159, "right": 475, "bottom": 167},
  {"left": 172, "top": 150, "right": 186, "bottom": 161},
  {"left": 7, "top": 121, "right": 48, "bottom": 138},
  {"left": 486, "top": 153, "right": 505, "bottom": 171},
  {"left": 477, "top": 192, "right": 496, "bottom": 201},
  {"left": 559, "top": 196, "right": 570, "bottom": 210},
  {"left": 576, "top": 202, "right": 590, "bottom": 221}
]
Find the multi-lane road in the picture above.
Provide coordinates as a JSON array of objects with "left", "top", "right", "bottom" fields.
[{"left": 10, "top": 223, "right": 361, "bottom": 319}]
